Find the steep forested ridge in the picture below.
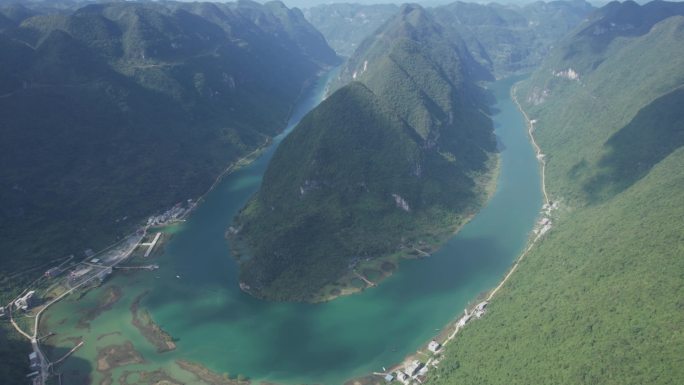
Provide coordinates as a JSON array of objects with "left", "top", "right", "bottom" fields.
[
  {"left": 0, "top": 0, "right": 338, "bottom": 278},
  {"left": 0, "top": 1, "right": 337, "bottom": 382},
  {"left": 233, "top": 4, "right": 497, "bottom": 302},
  {"left": 428, "top": 2, "right": 684, "bottom": 384}
]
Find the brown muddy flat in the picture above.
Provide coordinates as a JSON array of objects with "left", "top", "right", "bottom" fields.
[
  {"left": 119, "top": 368, "right": 184, "bottom": 385},
  {"left": 130, "top": 291, "right": 176, "bottom": 353},
  {"left": 78, "top": 286, "right": 123, "bottom": 329},
  {"left": 96, "top": 341, "right": 144, "bottom": 372},
  {"left": 177, "top": 360, "right": 251, "bottom": 385}
]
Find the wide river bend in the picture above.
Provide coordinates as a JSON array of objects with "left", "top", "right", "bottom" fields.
[{"left": 45, "top": 73, "right": 541, "bottom": 385}]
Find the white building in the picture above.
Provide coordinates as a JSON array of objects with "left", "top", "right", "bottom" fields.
[
  {"left": 474, "top": 301, "right": 489, "bottom": 318},
  {"left": 418, "top": 366, "right": 429, "bottom": 376},
  {"left": 458, "top": 308, "right": 473, "bottom": 327},
  {"left": 14, "top": 291, "right": 35, "bottom": 311},
  {"left": 428, "top": 340, "right": 442, "bottom": 353},
  {"left": 405, "top": 360, "right": 423, "bottom": 376}
]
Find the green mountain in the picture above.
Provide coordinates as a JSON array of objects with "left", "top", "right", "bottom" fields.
[
  {"left": 0, "top": 1, "right": 337, "bottom": 382},
  {"left": 430, "top": 0, "right": 595, "bottom": 77},
  {"left": 0, "top": 0, "right": 337, "bottom": 287},
  {"left": 428, "top": 2, "right": 684, "bottom": 384},
  {"left": 312, "top": 0, "right": 594, "bottom": 79},
  {"left": 232, "top": 4, "right": 497, "bottom": 302},
  {"left": 303, "top": 3, "right": 398, "bottom": 57},
  {"left": 0, "top": 4, "right": 36, "bottom": 29}
]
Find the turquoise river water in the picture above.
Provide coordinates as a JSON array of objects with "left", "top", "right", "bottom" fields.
[{"left": 43, "top": 73, "right": 541, "bottom": 385}]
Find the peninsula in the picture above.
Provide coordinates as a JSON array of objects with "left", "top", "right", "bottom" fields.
[{"left": 231, "top": 5, "right": 498, "bottom": 302}]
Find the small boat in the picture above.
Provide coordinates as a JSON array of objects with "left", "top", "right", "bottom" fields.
[{"left": 176, "top": 275, "right": 181, "bottom": 279}]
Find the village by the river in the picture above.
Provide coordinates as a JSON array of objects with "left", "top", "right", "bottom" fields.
[{"left": 3, "top": 72, "right": 552, "bottom": 385}]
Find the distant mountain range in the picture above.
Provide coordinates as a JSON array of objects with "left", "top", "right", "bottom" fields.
[
  {"left": 304, "top": 3, "right": 398, "bottom": 57},
  {"left": 306, "top": 0, "right": 595, "bottom": 77},
  {"left": 231, "top": 0, "right": 596, "bottom": 302},
  {"left": 232, "top": 4, "right": 498, "bottom": 302},
  {"left": 431, "top": 0, "right": 595, "bottom": 76}
]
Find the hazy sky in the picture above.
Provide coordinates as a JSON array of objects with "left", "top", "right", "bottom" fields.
[
  {"left": 280, "top": 0, "right": 524, "bottom": 6},
  {"left": 262, "top": 0, "right": 619, "bottom": 9},
  {"left": 280, "top": 0, "right": 449, "bottom": 7}
]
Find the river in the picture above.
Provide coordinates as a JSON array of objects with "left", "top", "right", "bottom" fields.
[{"left": 43, "top": 73, "right": 541, "bottom": 385}]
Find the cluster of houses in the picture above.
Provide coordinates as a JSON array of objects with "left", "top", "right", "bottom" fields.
[
  {"left": 473, "top": 301, "right": 488, "bottom": 318},
  {"left": 66, "top": 262, "right": 112, "bottom": 287},
  {"left": 535, "top": 200, "right": 560, "bottom": 237},
  {"left": 456, "top": 301, "right": 489, "bottom": 329},
  {"left": 384, "top": 340, "right": 444, "bottom": 384},
  {"left": 553, "top": 68, "right": 579, "bottom": 81},
  {"left": 535, "top": 216, "right": 552, "bottom": 236},
  {"left": 384, "top": 302, "right": 489, "bottom": 384},
  {"left": 13, "top": 291, "right": 36, "bottom": 311},
  {"left": 147, "top": 200, "right": 194, "bottom": 226},
  {"left": 542, "top": 201, "right": 559, "bottom": 216},
  {"left": 386, "top": 359, "right": 430, "bottom": 384}
]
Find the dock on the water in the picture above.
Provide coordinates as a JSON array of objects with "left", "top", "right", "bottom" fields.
[
  {"left": 114, "top": 264, "right": 159, "bottom": 271},
  {"left": 143, "top": 233, "right": 162, "bottom": 257}
]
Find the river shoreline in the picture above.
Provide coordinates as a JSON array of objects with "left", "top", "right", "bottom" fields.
[
  {"left": 39, "top": 73, "right": 542, "bottom": 385},
  {"left": 309, "top": 153, "right": 502, "bottom": 304},
  {"left": 342, "top": 78, "right": 552, "bottom": 385},
  {"left": 131, "top": 69, "right": 341, "bottom": 283}
]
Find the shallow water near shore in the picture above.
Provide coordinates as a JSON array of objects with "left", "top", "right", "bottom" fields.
[{"left": 44, "top": 74, "right": 541, "bottom": 385}]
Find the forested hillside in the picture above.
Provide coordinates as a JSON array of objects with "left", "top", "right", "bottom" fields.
[
  {"left": 0, "top": 0, "right": 337, "bottom": 279},
  {"left": 428, "top": 2, "right": 684, "bottom": 384},
  {"left": 232, "top": 4, "right": 497, "bottom": 302},
  {"left": 0, "top": 1, "right": 337, "bottom": 382}
]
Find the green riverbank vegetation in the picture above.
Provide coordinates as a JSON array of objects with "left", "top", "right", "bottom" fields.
[{"left": 426, "top": 2, "right": 684, "bottom": 384}]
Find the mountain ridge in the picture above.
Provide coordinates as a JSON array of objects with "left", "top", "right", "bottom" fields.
[
  {"left": 231, "top": 3, "right": 498, "bottom": 302},
  {"left": 426, "top": 2, "right": 684, "bottom": 384},
  {"left": 0, "top": 0, "right": 338, "bottom": 284}
]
